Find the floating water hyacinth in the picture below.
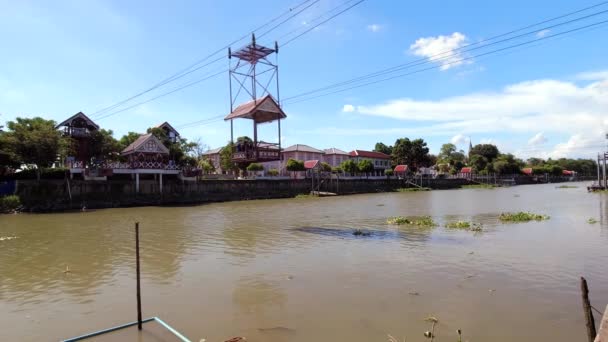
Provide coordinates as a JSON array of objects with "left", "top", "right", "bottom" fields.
[
  {"left": 499, "top": 212, "right": 549, "bottom": 222},
  {"left": 445, "top": 221, "right": 483, "bottom": 231},
  {"left": 387, "top": 216, "right": 436, "bottom": 227}
]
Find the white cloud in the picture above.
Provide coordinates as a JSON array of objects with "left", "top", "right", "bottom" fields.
[
  {"left": 356, "top": 75, "right": 608, "bottom": 136},
  {"left": 517, "top": 134, "right": 603, "bottom": 159},
  {"left": 315, "top": 71, "right": 608, "bottom": 158},
  {"left": 409, "top": 32, "right": 468, "bottom": 70},
  {"left": 342, "top": 104, "right": 355, "bottom": 113},
  {"left": 536, "top": 29, "right": 550, "bottom": 38},
  {"left": 450, "top": 134, "right": 469, "bottom": 145},
  {"left": 367, "top": 24, "right": 382, "bottom": 33},
  {"left": 479, "top": 138, "right": 495, "bottom": 145},
  {"left": 528, "top": 132, "right": 547, "bottom": 146},
  {"left": 576, "top": 70, "right": 608, "bottom": 81}
]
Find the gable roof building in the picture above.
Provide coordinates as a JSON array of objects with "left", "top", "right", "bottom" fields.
[
  {"left": 156, "top": 122, "right": 180, "bottom": 142},
  {"left": 323, "top": 147, "right": 350, "bottom": 167},
  {"left": 121, "top": 133, "right": 169, "bottom": 156}
]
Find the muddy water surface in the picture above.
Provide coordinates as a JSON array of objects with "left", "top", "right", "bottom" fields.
[{"left": 1, "top": 182, "right": 607, "bottom": 341}]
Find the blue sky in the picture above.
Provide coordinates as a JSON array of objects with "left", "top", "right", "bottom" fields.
[{"left": 1, "top": 0, "right": 608, "bottom": 159}]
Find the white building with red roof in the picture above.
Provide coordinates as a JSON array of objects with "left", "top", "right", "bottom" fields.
[{"left": 349, "top": 150, "right": 392, "bottom": 176}]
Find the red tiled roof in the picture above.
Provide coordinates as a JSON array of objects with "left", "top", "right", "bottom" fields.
[
  {"left": 563, "top": 170, "right": 575, "bottom": 175},
  {"left": 349, "top": 150, "right": 391, "bottom": 159},
  {"left": 394, "top": 165, "right": 408, "bottom": 173},
  {"left": 522, "top": 168, "right": 533, "bottom": 175},
  {"left": 460, "top": 167, "right": 472, "bottom": 173},
  {"left": 224, "top": 95, "right": 286, "bottom": 123},
  {"left": 304, "top": 160, "right": 320, "bottom": 169}
]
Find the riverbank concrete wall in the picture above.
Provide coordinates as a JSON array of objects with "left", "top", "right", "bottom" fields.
[{"left": 13, "top": 176, "right": 591, "bottom": 212}]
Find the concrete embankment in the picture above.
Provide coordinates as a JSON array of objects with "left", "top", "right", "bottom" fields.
[{"left": 10, "top": 176, "right": 589, "bottom": 212}]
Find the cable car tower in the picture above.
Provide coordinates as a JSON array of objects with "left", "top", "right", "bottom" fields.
[{"left": 224, "top": 33, "right": 286, "bottom": 163}]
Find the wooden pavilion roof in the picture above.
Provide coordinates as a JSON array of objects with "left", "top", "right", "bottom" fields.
[
  {"left": 56, "top": 112, "right": 99, "bottom": 130},
  {"left": 224, "top": 95, "right": 286, "bottom": 124}
]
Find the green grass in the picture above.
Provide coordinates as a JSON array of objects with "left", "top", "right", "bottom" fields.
[
  {"left": 556, "top": 185, "right": 578, "bottom": 189},
  {"left": 396, "top": 187, "right": 431, "bottom": 192},
  {"left": 445, "top": 221, "right": 483, "bottom": 232},
  {"left": 0, "top": 195, "right": 21, "bottom": 213},
  {"left": 294, "top": 194, "right": 314, "bottom": 199},
  {"left": 499, "top": 212, "right": 550, "bottom": 222},
  {"left": 387, "top": 215, "right": 436, "bottom": 227},
  {"left": 461, "top": 184, "right": 496, "bottom": 189},
  {"left": 587, "top": 218, "right": 598, "bottom": 224}
]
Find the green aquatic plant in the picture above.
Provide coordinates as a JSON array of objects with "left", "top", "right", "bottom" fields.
[
  {"left": 294, "top": 194, "right": 314, "bottom": 199},
  {"left": 445, "top": 221, "right": 483, "bottom": 232},
  {"left": 587, "top": 218, "right": 598, "bottom": 224},
  {"left": 397, "top": 187, "right": 431, "bottom": 192},
  {"left": 499, "top": 212, "right": 550, "bottom": 222},
  {"left": 461, "top": 184, "right": 496, "bottom": 189},
  {"left": 556, "top": 185, "right": 578, "bottom": 189},
  {"left": 387, "top": 216, "right": 436, "bottom": 227}
]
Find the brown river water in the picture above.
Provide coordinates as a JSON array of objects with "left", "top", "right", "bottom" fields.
[{"left": 1, "top": 182, "right": 607, "bottom": 342}]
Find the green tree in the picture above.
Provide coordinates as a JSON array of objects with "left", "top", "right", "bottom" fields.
[
  {"left": 119, "top": 132, "right": 141, "bottom": 150},
  {"left": 320, "top": 162, "right": 332, "bottom": 172},
  {"left": 89, "top": 129, "right": 120, "bottom": 162},
  {"left": 470, "top": 144, "right": 499, "bottom": 163},
  {"left": 469, "top": 154, "right": 488, "bottom": 173},
  {"left": 374, "top": 142, "right": 393, "bottom": 155},
  {"left": 358, "top": 159, "right": 374, "bottom": 175},
  {"left": 384, "top": 169, "right": 394, "bottom": 177},
  {"left": 286, "top": 158, "right": 305, "bottom": 178},
  {"left": 492, "top": 154, "right": 523, "bottom": 175},
  {"left": 246, "top": 163, "right": 264, "bottom": 172},
  {"left": 391, "top": 138, "right": 430, "bottom": 170},
  {"left": 2, "top": 117, "right": 67, "bottom": 180},
  {"left": 331, "top": 166, "right": 343, "bottom": 173},
  {"left": 438, "top": 143, "right": 457, "bottom": 161},
  {"left": 267, "top": 169, "right": 279, "bottom": 177},
  {"left": 340, "top": 159, "right": 358, "bottom": 174},
  {"left": 286, "top": 158, "right": 305, "bottom": 171},
  {"left": 198, "top": 159, "right": 215, "bottom": 174},
  {"left": 220, "top": 142, "right": 238, "bottom": 174}
]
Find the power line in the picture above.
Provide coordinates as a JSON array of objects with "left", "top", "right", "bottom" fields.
[
  {"left": 283, "top": 3, "right": 608, "bottom": 102},
  {"left": 173, "top": 17, "right": 608, "bottom": 131},
  {"left": 284, "top": 18, "right": 608, "bottom": 104},
  {"left": 270, "top": 0, "right": 362, "bottom": 43},
  {"left": 96, "top": 68, "right": 227, "bottom": 121},
  {"left": 159, "top": 0, "right": 367, "bottom": 130},
  {"left": 90, "top": 0, "right": 318, "bottom": 117},
  {"left": 283, "top": 0, "right": 366, "bottom": 46}
]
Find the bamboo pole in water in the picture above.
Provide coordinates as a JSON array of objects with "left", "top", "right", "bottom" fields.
[
  {"left": 136, "top": 222, "right": 142, "bottom": 330},
  {"left": 581, "top": 277, "right": 596, "bottom": 342}
]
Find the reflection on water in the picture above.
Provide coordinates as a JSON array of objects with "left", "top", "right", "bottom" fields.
[{"left": 0, "top": 182, "right": 607, "bottom": 342}]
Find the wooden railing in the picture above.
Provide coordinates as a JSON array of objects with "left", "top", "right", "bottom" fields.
[{"left": 232, "top": 142, "right": 280, "bottom": 162}]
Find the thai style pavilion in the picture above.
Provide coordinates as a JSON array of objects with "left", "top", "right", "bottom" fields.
[
  {"left": 56, "top": 112, "right": 100, "bottom": 167},
  {"left": 120, "top": 133, "right": 179, "bottom": 192}
]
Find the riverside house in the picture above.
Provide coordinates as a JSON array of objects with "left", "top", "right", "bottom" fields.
[
  {"left": 348, "top": 150, "right": 392, "bottom": 176},
  {"left": 260, "top": 144, "right": 326, "bottom": 176},
  {"left": 202, "top": 147, "right": 224, "bottom": 173},
  {"left": 323, "top": 148, "right": 350, "bottom": 167}
]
